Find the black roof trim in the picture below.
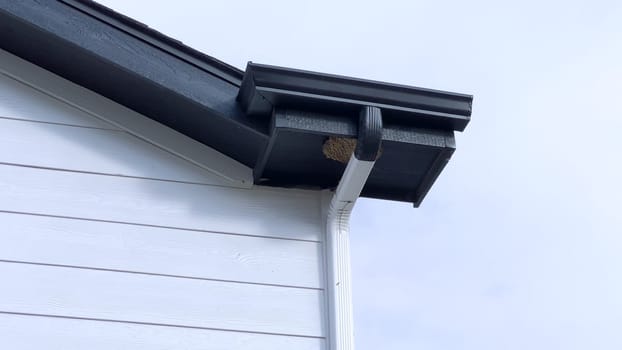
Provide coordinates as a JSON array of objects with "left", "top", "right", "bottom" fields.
[
  {"left": 239, "top": 62, "right": 472, "bottom": 131},
  {"left": 0, "top": 0, "right": 267, "bottom": 167},
  {"left": 0, "top": 0, "right": 473, "bottom": 206},
  {"left": 254, "top": 108, "right": 457, "bottom": 205},
  {"left": 61, "top": 0, "right": 243, "bottom": 86}
]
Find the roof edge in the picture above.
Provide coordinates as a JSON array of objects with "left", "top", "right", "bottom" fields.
[
  {"left": 240, "top": 62, "right": 473, "bottom": 131},
  {"left": 61, "top": 0, "right": 244, "bottom": 86}
]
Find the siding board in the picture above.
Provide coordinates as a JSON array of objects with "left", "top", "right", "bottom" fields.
[
  {"left": 0, "top": 73, "right": 116, "bottom": 129},
  {"left": 0, "top": 48, "right": 252, "bottom": 186},
  {"left": 0, "top": 313, "right": 325, "bottom": 350},
  {"left": 0, "top": 262, "right": 325, "bottom": 337},
  {"left": 0, "top": 117, "right": 233, "bottom": 186},
  {"left": 0, "top": 164, "right": 322, "bottom": 241},
  {"left": 0, "top": 212, "right": 322, "bottom": 289}
]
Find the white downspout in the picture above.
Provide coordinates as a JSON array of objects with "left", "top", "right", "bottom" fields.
[{"left": 325, "top": 106, "right": 382, "bottom": 350}]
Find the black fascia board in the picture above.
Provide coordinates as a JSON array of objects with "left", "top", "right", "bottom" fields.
[
  {"left": 238, "top": 62, "right": 473, "bottom": 131},
  {"left": 0, "top": 0, "right": 268, "bottom": 167},
  {"left": 60, "top": 0, "right": 244, "bottom": 86}
]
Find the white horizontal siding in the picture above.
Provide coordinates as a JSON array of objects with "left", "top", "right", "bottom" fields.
[
  {"left": 0, "top": 117, "right": 233, "bottom": 186},
  {"left": 0, "top": 47, "right": 327, "bottom": 348},
  {"left": 0, "top": 72, "right": 116, "bottom": 129},
  {"left": 0, "top": 212, "right": 322, "bottom": 289},
  {"left": 0, "top": 262, "right": 324, "bottom": 337},
  {"left": 0, "top": 164, "right": 322, "bottom": 241},
  {"left": 0, "top": 48, "right": 252, "bottom": 185},
  {"left": 0, "top": 313, "right": 325, "bottom": 350}
]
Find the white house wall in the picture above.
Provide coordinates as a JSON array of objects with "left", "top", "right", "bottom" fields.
[
  {"left": 0, "top": 70, "right": 116, "bottom": 129},
  {"left": 0, "top": 50, "right": 327, "bottom": 349}
]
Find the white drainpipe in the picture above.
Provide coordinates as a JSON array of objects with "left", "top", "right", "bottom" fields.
[{"left": 325, "top": 106, "right": 382, "bottom": 350}]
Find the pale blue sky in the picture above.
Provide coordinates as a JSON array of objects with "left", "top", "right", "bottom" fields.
[{"left": 99, "top": 1, "right": 622, "bottom": 348}]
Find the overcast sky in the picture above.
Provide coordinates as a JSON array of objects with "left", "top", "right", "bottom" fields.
[{"left": 98, "top": 1, "right": 622, "bottom": 348}]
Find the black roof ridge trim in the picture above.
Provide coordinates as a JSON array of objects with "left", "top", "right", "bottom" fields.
[{"left": 61, "top": 0, "right": 244, "bottom": 86}]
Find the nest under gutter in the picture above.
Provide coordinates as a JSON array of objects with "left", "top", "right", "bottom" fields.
[
  {"left": 323, "top": 137, "right": 356, "bottom": 163},
  {"left": 323, "top": 136, "right": 383, "bottom": 163}
]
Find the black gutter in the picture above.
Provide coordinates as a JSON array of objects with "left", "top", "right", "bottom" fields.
[{"left": 238, "top": 62, "right": 472, "bottom": 131}]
